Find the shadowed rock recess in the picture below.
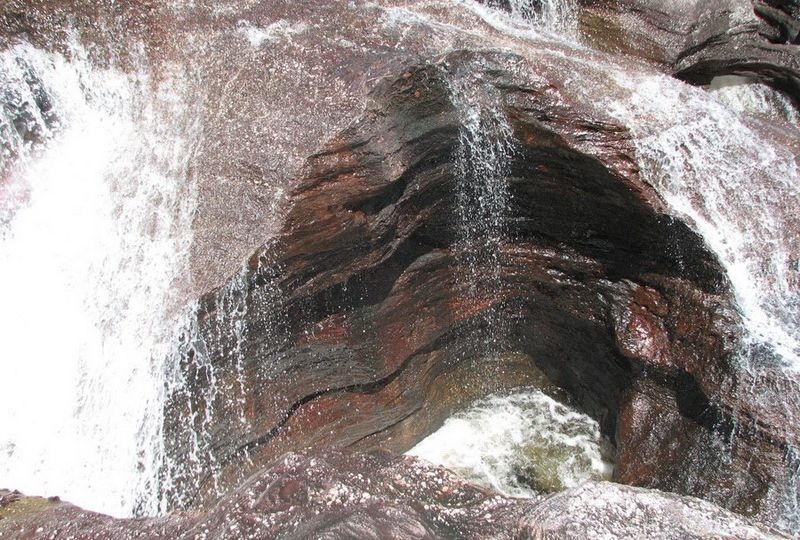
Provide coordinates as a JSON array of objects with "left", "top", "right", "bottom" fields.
[
  {"left": 578, "top": 0, "right": 800, "bottom": 103},
  {"left": 160, "top": 49, "right": 797, "bottom": 534},
  {"left": 2, "top": 0, "right": 800, "bottom": 538}
]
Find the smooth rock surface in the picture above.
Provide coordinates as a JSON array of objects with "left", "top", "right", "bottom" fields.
[{"left": 0, "top": 450, "right": 788, "bottom": 540}]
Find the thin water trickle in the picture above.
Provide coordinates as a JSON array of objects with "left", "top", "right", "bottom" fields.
[
  {"left": 451, "top": 75, "right": 514, "bottom": 292},
  {"left": 448, "top": 68, "right": 516, "bottom": 359},
  {"left": 157, "top": 245, "right": 288, "bottom": 509}
]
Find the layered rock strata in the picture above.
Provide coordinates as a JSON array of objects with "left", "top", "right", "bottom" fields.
[
  {"left": 578, "top": 0, "right": 800, "bottom": 103},
  {"left": 161, "top": 46, "right": 799, "bottom": 533},
  {"left": 1, "top": 0, "right": 799, "bottom": 535}
]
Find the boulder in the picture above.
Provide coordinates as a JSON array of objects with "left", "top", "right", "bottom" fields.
[
  {"left": 578, "top": 0, "right": 800, "bottom": 103},
  {"left": 0, "top": 450, "right": 788, "bottom": 540}
]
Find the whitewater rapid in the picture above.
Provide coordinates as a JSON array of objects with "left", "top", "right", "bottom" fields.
[
  {"left": 408, "top": 388, "right": 614, "bottom": 496},
  {"left": 0, "top": 42, "right": 198, "bottom": 517}
]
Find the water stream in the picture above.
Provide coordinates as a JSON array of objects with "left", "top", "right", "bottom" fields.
[
  {"left": 449, "top": 71, "right": 515, "bottom": 357},
  {"left": 602, "top": 71, "right": 800, "bottom": 366},
  {"left": 0, "top": 42, "right": 199, "bottom": 517}
]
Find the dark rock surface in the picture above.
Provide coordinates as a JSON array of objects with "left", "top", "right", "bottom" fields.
[
  {"left": 578, "top": 0, "right": 800, "bottom": 104},
  {"left": 0, "top": 450, "right": 787, "bottom": 540}
]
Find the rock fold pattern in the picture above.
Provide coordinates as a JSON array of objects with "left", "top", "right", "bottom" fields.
[{"left": 2, "top": 0, "right": 799, "bottom": 536}]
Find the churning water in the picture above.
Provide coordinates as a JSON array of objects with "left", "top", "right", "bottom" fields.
[
  {"left": 461, "top": 0, "right": 577, "bottom": 37},
  {"left": 408, "top": 388, "right": 614, "bottom": 496},
  {"left": 0, "top": 42, "right": 198, "bottom": 517}
]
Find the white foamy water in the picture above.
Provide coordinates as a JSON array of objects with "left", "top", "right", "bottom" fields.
[
  {"left": 709, "top": 75, "right": 799, "bottom": 125},
  {"left": 0, "top": 43, "right": 198, "bottom": 517},
  {"left": 602, "top": 72, "right": 800, "bottom": 367},
  {"left": 506, "top": 0, "right": 575, "bottom": 31},
  {"left": 459, "top": 0, "right": 578, "bottom": 39},
  {"left": 408, "top": 389, "right": 613, "bottom": 496}
]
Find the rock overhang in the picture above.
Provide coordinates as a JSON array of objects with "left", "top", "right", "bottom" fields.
[{"left": 161, "top": 51, "right": 765, "bottom": 519}]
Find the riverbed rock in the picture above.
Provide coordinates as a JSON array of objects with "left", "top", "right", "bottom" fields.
[
  {"left": 578, "top": 0, "right": 800, "bottom": 103},
  {"left": 160, "top": 38, "right": 799, "bottom": 536},
  {"left": 0, "top": 450, "right": 788, "bottom": 540}
]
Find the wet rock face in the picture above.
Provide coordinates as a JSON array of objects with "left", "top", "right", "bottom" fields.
[
  {"left": 578, "top": 0, "right": 800, "bottom": 104},
  {"left": 0, "top": 0, "right": 168, "bottom": 68},
  {"left": 3, "top": 0, "right": 798, "bottom": 534},
  {"left": 159, "top": 45, "right": 798, "bottom": 531},
  {"left": 0, "top": 451, "right": 787, "bottom": 540},
  {"left": 520, "top": 481, "right": 787, "bottom": 539}
]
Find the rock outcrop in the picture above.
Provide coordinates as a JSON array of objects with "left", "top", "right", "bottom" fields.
[
  {"left": 1, "top": 0, "right": 799, "bottom": 536},
  {"left": 161, "top": 41, "right": 799, "bottom": 535},
  {"left": 0, "top": 450, "right": 787, "bottom": 540},
  {"left": 578, "top": 0, "right": 800, "bottom": 104}
]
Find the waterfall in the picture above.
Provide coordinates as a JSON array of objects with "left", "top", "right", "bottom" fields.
[
  {"left": 158, "top": 265, "right": 262, "bottom": 511},
  {"left": 1, "top": 0, "right": 797, "bottom": 530},
  {"left": 462, "top": 0, "right": 577, "bottom": 38},
  {"left": 0, "top": 42, "right": 198, "bottom": 517},
  {"left": 602, "top": 72, "right": 800, "bottom": 367},
  {"left": 451, "top": 74, "right": 514, "bottom": 301},
  {"left": 505, "top": 0, "right": 576, "bottom": 30}
]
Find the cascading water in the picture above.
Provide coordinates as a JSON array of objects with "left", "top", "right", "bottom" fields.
[
  {"left": 601, "top": 72, "right": 800, "bottom": 367},
  {"left": 2, "top": 0, "right": 799, "bottom": 533},
  {"left": 709, "top": 75, "right": 799, "bottom": 126},
  {"left": 0, "top": 41, "right": 199, "bottom": 517},
  {"left": 505, "top": 0, "right": 575, "bottom": 30},
  {"left": 451, "top": 73, "right": 514, "bottom": 303},
  {"left": 461, "top": 0, "right": 577, "bottom": 38},
  {"left": 409, "top": 0, "right": 620, "bottom": 499}
]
